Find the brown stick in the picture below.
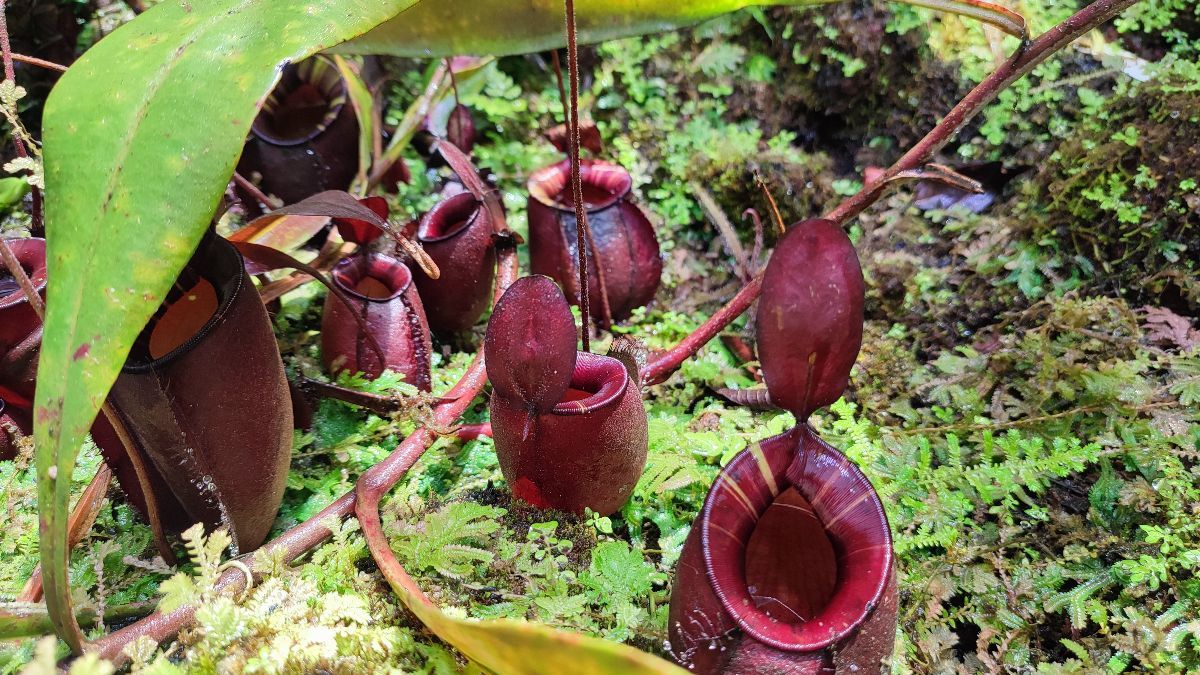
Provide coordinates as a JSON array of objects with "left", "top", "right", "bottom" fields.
[
  {"left": 693, "top": 182, "right": 752, "bottom": 281},
  {"left": 10, "top": 53, "right": 67, "bottom": 73},
  {"left": 231, "top": 172, "right": 282, "bottom": 210},
  {"left": 551, "top": 50, "right": 568, "bottom": 124}
]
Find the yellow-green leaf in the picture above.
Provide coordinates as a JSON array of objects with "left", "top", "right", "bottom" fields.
[{"left": 37, "top": 0, "right": 420, "bottom": 650}]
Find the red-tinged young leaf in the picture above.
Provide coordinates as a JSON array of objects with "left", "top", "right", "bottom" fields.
[
  {"left": 334, "top": 195, "right": 389, "bottom": 245},
  {"left": 484, "top": 275, "right": 577, "bottom": 415},
  {"left": 756, "top": 219, "right": 865, "bottom": 420},
  {"left": 227, "top": 214, "right": 330, "bottom": 266},
  {"left": 435, "top": 139, "right": 489, "bottom": 201}
]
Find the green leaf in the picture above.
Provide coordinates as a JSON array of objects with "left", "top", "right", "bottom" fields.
[
  {"left": 0, "top": 176, "right": 28, "bottom": 210},
  {"left": 582, "top": 541, "right": 662, "bottom": 600},
  {"left": 36, "top": 0, "right": 420, "bottom": 649},
  {"left": 338, "top": 0, "right": 1023, "bottom": 57}
]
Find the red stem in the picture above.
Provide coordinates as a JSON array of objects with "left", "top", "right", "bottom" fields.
[
  {"left": 641, "top": 0, "right": 1143, "bottom": 384},
  {"left": 641, "top": 275, "right": 762, "bottom": 385},
  {"left": 455, "top": 423, "right": 491, "bottom": 441},
  {"left": 564, "top": 0, "right": 591, "bottom": 352},
  {"left": 551, "top": 50, "right": 568, "bottom": 125}
]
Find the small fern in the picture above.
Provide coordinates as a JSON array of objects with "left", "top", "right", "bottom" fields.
[{"left": 390, "top": 501, "right": 503, "bottom": 580}]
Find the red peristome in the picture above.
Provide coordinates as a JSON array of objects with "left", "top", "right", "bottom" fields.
[
  {"left": 97, "top": 232, "right": 294, "bottom": 552},
  {"left": 490, "top": 351, "right": 648, "bottom": 515},
  {"left": 757, "top": 219, "right": 865, "bottom": 421},
  {"left": 334, "top": 196, "right": 389, "bottom": 245},
  {"left": 321, "top": 253, "right": 432, "bottom": 389},
  {"left": 527, "top": 159, "right": 662, "bottom": 324},
  {"left": 484, "top": 275, "right": 577, "bottom": 416},
  {"left": 668, "top": 425, "right": 896, "bottom": 674},
  {"left": 414, "top": 192, "right": 496, "bottom": 334}
]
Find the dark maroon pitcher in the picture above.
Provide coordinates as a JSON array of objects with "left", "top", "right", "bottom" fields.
[
  {"left": 321, "top": 252, "right": 433, "bottom": 390},
  {"left": 98, "top": 232, "right": 294, "bottom": 552},
  {"left": 413, "top": 188, "right": 497, "bottom": 335},
  {"left": 527, "top": 159, "right": 662, "bottom": 325},
  {"left": 485, "top": 276, "right": 648, "bottom": 515}
]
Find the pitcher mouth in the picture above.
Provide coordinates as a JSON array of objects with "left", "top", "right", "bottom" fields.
[
  {"left": 418, "top": 192, "right": 483, "bottom": 243},
  {"left": 0, "top": 238, "right": 47, "bottom": 311},
  {"left": 551, "top": 351, "right": 629, "bottom": 416},
  {"left": 125, "top": 233, "right": 244, "bottom": 372},
  {"left": 700, "top": 425, "right": 893, "bottom": 652},
  {"left": 528, "top": 159, "right": 633, "bottom": 213},
  {"left": 331, "top": 252, "right": 414, "bottom": 303},
  {"left": 252, "top": 57, "right": 347, "bottom": 146}
]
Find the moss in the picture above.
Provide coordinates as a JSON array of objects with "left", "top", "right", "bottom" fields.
[{"left": 1023, "top": 72, "right": 1200, "bottom": 308}]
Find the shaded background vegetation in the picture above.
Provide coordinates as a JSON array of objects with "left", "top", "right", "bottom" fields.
[{"left": 2, "top": 0, "right": 1199, "bottom": 672}]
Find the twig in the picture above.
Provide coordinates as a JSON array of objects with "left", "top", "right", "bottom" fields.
[
  {"left": 366, "top": 60, "right": 449, "bottom": 191},
  {"left": 692, "top": 182, "right": 752, "bottom": 281},
  {"left": 826, "top": 0, "right": 1143, "bottom": 225},
  {"left": 754, "top": 175, "right": 786, "bottom": 235},
  {"left": 551, "top": 50, "right": 568, "bottom": 124},
  {"left": 10, "top": 53, "right": 67, "bottom": 73},
  {"left": 743, "top": 208, "right": 765, "bottom": 274},
  {"left": 0, "top": 601, "right": 155, "bottom": 640},
  {"left": 231, "top": 172, "right": 282, "bottom": 210},
  {"left": 890, "top": 400, "right": 1178, "bottom": 436}
]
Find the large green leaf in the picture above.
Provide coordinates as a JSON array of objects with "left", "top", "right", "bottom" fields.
[
  {"left": 337, "top": 0, "right": 1023, "bottom": 57},
  {"left": 339, "top": 0, "right": 811, "bottom": 57},
  {"left": 36, "top": 0, "right": 420, "bottom": 650}
]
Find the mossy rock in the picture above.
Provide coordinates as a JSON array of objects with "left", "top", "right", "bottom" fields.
[{"left": 1023, "top": 74, "right": 1200, "bottom": 308}]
